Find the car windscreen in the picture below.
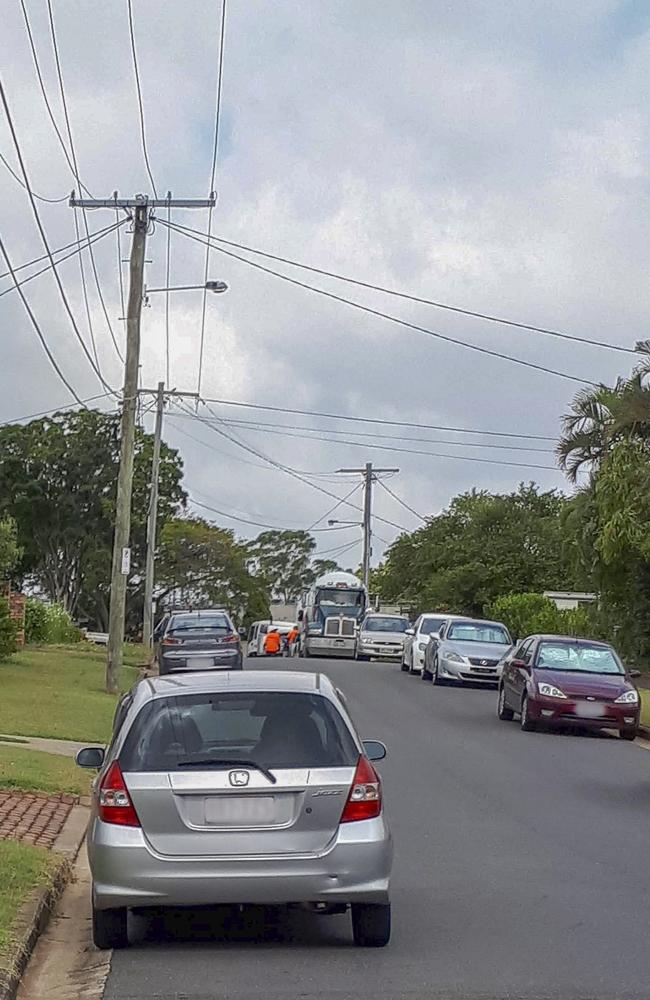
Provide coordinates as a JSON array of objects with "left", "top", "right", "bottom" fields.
[
  {"left": 536, "top": 642, "right": 623, "bottom": 674},
  {"left": 168, "top": 613, "right": 231, "bottom": 633},
  {"left": 317, "top": 588, "right": 365, "bottom": 607},
  {"left": 363, "top": 617, "right": 408, "bottom": 633},
  {"left": 447, "top": 622, "right": 510, "bottom": 644},
  {"left": 119, "top": 692, "right": 359, "bottom": 771},
  {"left": 420, "top": 617, "right": 446, "bottom": 635}
]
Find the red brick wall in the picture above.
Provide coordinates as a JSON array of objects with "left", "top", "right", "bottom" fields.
[{"left": 1, "top": 584, "right": 26, "bottom": 647}]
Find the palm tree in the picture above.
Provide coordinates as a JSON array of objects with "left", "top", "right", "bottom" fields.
[{"left": 557, "top": 363, "right": 650, "bottom": 482}]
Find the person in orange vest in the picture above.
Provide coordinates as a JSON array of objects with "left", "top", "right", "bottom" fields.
[
  {"left": 264, "top": 628, "right": 282, "bottom": 656},
  {"left": 286, "top": 625, "right": 300, "bottom": 656}
]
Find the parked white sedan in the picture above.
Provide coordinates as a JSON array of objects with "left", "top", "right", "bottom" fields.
[{"left": 401, "top": 614, "right": 451, "bottom": 674}]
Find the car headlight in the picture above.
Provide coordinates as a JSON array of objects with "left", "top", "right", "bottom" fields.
[
  {"left": 418, "top": 641, "right": 429, "bottom": 651},
  {"left": 445, "top": 651, "right": 465, "bottom": 664},
  {"left": 538, "top": 682, "right": 567, "bottom": 699},
  {"left": 615, "top": 689, "right": 639, "bottom": 704}
]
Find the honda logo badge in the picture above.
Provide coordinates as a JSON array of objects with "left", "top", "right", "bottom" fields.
[{"left": 229, "top": 770, "right": 250, "bottom": 787}]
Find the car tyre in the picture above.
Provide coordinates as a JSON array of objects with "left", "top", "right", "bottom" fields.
[
  {"left": 620, "top": 728, "right": 637, "bottom": 741},
  {"left": 421, "top": 661, "right": 432, "bottom": 681},
  {"left": 400, "top": 652, "right": 409, "bottom": 672},
  {"left": 497, "top": 685, "right": 514, "bottom": 721},
  {"left": 92, "top": 900, "right": 128, "bottom": 950},
  {"left": 351, "top": 902, "right": 391, "bottom": 947},
  {"left": 432, "top": 657, "right": 446, "bottom": 686},
  {"left": 520, "top": 695, "right": 537, "bottom": 732},
  {"left": 356, "top": 653, "right": 369, "bottom": 661}
]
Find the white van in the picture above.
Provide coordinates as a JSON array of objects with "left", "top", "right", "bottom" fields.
[{"left": 246, "top": 620, "right": 295, "bottom": 657}]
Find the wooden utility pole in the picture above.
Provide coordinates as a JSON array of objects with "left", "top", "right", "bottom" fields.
[
  {"left": 142, "top": 381, "right": 165, "bottom": 650},
  {"left": 69, "top": 193, "right": 215, "bottom": 693},
  {"left": 337, "top": 463, "right": 399, "bottom": 592},
  {"left": 140, "top": 385, "right": 200, "bottom": 649}
]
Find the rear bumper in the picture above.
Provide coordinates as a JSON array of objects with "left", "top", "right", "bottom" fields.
[
  {"left": 89, "top": 817, "right": 392, "bottom": 910},
  {"left": 160, "top": 650, "right": 243, "bottom": 672},
  {"left": 527, "top": 695, "right": 639, "bottom": 730}
]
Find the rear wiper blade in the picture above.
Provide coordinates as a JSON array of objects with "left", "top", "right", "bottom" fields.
[{"left": 175, "top": 757, "right": 277, "bottom": 784}]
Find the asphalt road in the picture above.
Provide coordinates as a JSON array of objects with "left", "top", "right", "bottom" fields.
[{"left": 104, "top": 657, "right": 650, "bottom": 1000}]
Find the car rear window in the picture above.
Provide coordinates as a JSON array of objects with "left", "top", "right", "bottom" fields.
[
  {"left": 119, "top": 692, "right": 359, "bottom": 771},
  {"left": 168, "top": 613, "right": 231, "bottom": 632}
]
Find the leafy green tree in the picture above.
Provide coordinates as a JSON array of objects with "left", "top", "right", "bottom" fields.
[
  {"left": 0, "top": 516, "right": 20, "bottom": 580},
  {"left": 379, "top": 485, "right": 574, "bottom": 615},
  {"left": 156, "top": 518, "right": 270, "bottom": 627},
  {"left": 485, "top": 593, "right": 596, "bottom": 641},
  {"left": 247, "top": 530, "right": 316, "bottom": 601},
  {"left": 0, "top": 409, "right": 185, "bottom": 629},
  {"left": 310, "top": 558, "right": 341, "bottom": 579}
]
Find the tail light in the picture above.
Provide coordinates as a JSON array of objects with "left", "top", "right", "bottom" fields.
[
  {"left": 221, "top": 633, "right": 240, "bottom": 644},
  {"left": 98, "top": 761, "right": 140, "bottom": 827},
  {"left": 162, "top": 636, "right": 180, "bottom": 645},
  {"left": 340, "top": 755, "right": 382, "bottom": 823}
]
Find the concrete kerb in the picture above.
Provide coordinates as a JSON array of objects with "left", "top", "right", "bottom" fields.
[{"left": 0, "top": 801, "right": 90, "bottom": 1000}]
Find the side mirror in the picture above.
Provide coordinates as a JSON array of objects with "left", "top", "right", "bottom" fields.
[
  {"left": 629, "top": 669, "right": 642, "bottom": 679},
  {"left": 76, "top": 747, "right": 105, "bottom": 769},
  {"left": 238, "top": 627, "right": 247, "bottom": 638},
  {"left": 297, "top": 610, "right": 304, "bottom": 622},
  {"left": 362, "top": 740, "right": 387, "bottom": 762},
  {"left": 405, "top": 628, "right": 415, "bottom": 637},
  {"left": 510, "top": 658, "right": 528, "bottom": 670}
]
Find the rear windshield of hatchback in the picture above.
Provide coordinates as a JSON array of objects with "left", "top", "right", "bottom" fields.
[
  {"left": 119, "top": 692, "right": 359, "bottom": 771},
  {"left": 168, "top": 613, "right": 231, "bottom": 632}
]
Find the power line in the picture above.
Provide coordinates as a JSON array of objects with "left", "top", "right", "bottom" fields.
[
  {"left": 46, "top": 0, "right": 124, "bottom": 365},
  {"left": 165, "top": 194, "right": 171, "bottom": 386},
  {"left": 176, "top": 399, "right": 410, "bottom": 532},
  {"left": 376, "top": 479, "right": 427, "bottom": 523},
  {"left": 0, "top": 218, "right": 128, "bottom": 298},
  {"left": 162, "top": 220, "right": 597, "bottom": 386},
  {"left": 188, "top": 494, "right": 359, "bottom": 533},
  {"left": 72, "top": 203, "right": 100, "bottom": 370},
  {"left": 202, "top": 233, "right": 637, "bottom": 358},
  {"left": 0, "top": 232, "right": 84, "bottom": 406},
  {"left": 197, "top": 0, "right": 227, "bottom": 398},
  {"left": 18, "top": 0, "right": 92, "bottom": 196},
  {"left": 0, "top": 151, "right": 69, "bottom": 203},
  {"left": 115, "top": 206, "right": 126, "bottom": 318},
  {"left": 196, "top": 394, "right": 556, "bottom": 442},
  {"left": 0, "top": 391, "right": 116, "bottom": 428},
  {"left": 187, "top": 414, "right": 560, "bottom": 472},
  {"left": 307, "top": 482, "right": 363, "bottom": 531},
  {"left": 0, "top": 74, "right": 115, "bottom": 393},
  {"left": 126, "top": 0, "right": 158, "bottom": 198},
  {"left": 191, "top": 413, "right": 555, "bottom": 454},
  {"left": 316, "top": 538, "right": 361, "bottom": 559}
]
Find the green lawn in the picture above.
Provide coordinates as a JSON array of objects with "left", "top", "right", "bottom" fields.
[
  {"left": 0, "top": 745, "right": 91, "bottom": 796},
  {"left": 0, "top": 644, "right": 139, "bottom": 743},
  {"left": 0, "top": 840, "right": 59, "bottom": 971},
  {"left": 640, "top": 690, "right": 650, "bottom": 730}
]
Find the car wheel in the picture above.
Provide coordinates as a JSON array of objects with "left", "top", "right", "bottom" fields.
[
  {"left": 620, "top": 728, "right": 637, "bottom": 741},
  {"left": 520, "top": 695, "right": 537, "bottom": 732},
  {"left": 356, "top": 653, "right": 369, "bottom": 661},
  {"left": 249, "top": 651, "right": 257, "bottom": 658},
  {"left": 351, "top": 902, "right": 391, "bottom": 947},
  {"left": 408, "top": 652, "right": 419, "bottom": 675},
  {"left": 432, "top": 656, "right": 446, "bottom": 686},
  {"left": 92, "top": 900, "right": 128, "bottom": 950},
  {"left": 421, "top": 660, "right": 432, "bottom": 681},
  {"left": 497, "top": 685, "right": 514, "bottom": 721},
  {"left": 400, "top": 651, "right": 409, "bottom": 671}
]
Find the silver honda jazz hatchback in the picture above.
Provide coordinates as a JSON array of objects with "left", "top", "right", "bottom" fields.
[{"left": 77, "top": 671, "right": 392, "bottom": 949}]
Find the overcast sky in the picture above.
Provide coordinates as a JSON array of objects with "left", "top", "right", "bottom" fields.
[{"left": 2, "top": 0, "right": 649, "bottom": 567}]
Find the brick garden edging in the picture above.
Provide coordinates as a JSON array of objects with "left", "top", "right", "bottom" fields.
[{"left": 0, "top": 791, "right": 79, "bottom": 848}]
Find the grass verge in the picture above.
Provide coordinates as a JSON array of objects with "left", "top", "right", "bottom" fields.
[
  {"left": 0, "top": 644, "right": 139, "bottom": 743},
  {"left": 639, "top": 690, "right": 650, "bottom": 730},
  {"left": 0, "top": 840, "right": 58, "bottom": 972},
  {"left": 0, "top": 746, "right": 91, "bottom": 797}
]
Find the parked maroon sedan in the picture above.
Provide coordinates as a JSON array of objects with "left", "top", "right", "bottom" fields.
[{"left": 498, "top": 635, "right": 640, "bottom": 739}]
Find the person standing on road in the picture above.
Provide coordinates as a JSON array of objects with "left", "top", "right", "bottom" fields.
[
  {"left": 286, "top": 624, "right": 300, "bottom": 656},
  {"left": 263, "top": 628, "right": 282, "bottom": 656}
]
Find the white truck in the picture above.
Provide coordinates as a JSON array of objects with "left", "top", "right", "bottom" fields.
[{"left": 297, "top": 571, "right": 368, "bottom": 659}]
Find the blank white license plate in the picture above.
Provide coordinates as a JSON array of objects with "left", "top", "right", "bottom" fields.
[
  {"left": 204, "top": 795, "right": 275, "bottom": 825},
  {"left": 335, "top": 639, "right": 345, "bottom": 645},
  {"left": 575, "top": 701, "right": 604, "bottom": 719},
  {"left": 189, "top": 656, "right": 214, "bottom": 668}
]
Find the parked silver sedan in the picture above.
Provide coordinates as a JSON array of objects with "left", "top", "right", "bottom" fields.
[
  {"left": 423, "top": 617, "right": 514, "bottom": 685},
  {"left": 76, "top": 671, "right": 392, "bottom": 949}
]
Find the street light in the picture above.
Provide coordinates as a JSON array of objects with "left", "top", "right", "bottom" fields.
[
  {"left": 328, "top": 519, "right": 363, "bottom": 527},
  {"left": 145, "top": 280, "right": 228, "bottom": 294}
]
